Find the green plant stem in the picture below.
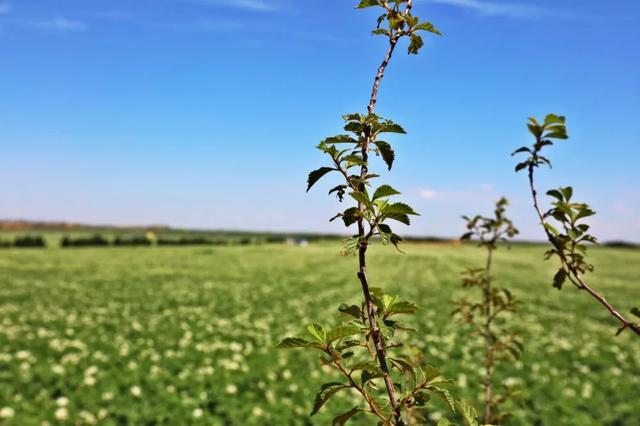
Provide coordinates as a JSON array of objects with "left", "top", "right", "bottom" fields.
[
  {"left": 355, "top": 5, "right": 409, "bottom": 422},
  {"left": 482, "top": 244, "right": 495, "bottom": 424},
  {"left": 527, "top": 165, "right": 640, "bottom": 336}
]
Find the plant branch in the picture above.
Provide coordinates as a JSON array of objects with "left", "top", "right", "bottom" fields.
[{"left": 527, "top": 166, "right": 640, "bottom": 337}]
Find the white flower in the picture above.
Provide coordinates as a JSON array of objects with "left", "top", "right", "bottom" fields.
[
  {"left": 251, "top": 406, "right": 264, "bottom": 417},
  {"left": 225, "top": 384, "right": 238, "bottom": 394},
  {"left": 282, "top": 369, "right": 292, "bottom": 380},
  {"left": 15, "top": 350, "right": 31, "bottom": 360},
  {"left": 0, "top": 407, "right": 15, "bottom": 419},
  {"left": 52, "top": 365, "right": 65, "bottom": 375},
  {"left": 102, "top": 392, "right": 114, "bottom": 401},
  {"left": 130, "top": 386, "right": 142, "bottom": 397},
  {"left": 55, "top": 407, "right": 69, "bottom": 421},
  {"left": 192, "top": 408, "right": 204, "bottom": 418},
  {"left": 56, "top": 397, "right": 69, "bottom": 407},
  {"left": 581, "top": 382, "right": 593, "bottom": 399}
]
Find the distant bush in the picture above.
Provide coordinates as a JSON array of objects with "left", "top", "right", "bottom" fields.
[
  {"left": 604, "top": 241, "right": 639, "bottom": 249},
  {"left": 61, "top": 234, "right": 110, "bottom": 248},
  {"left": 0, "top": 239, "right": 11, "bottom": 248},
  {"left": 264, "top": 236, "right": 286, "bottom": 244},
  {"left": 157, "top": 237, "right": 229, "bottom": 246},
  {"left": 13, "top": 235, "right": 47, "bottom": 248},
  {"left": 113, "top": 236, "right": 152, "bottom": 246}
]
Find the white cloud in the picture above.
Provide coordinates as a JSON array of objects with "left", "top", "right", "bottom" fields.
[
  {"left": 195, "top": 0, "right": 278, "bottom": 12},
  {"left": 427, "top": 0, "right": 552, "bottom": 19},
  {"left": 33, "top": 18, "right": 87, "bottom": 31},
  {"left": 420, "top": 189, "right": 438, "bottom": 199},
  {"left": 0, "top": 2, "right": 12, "bottom": 15}
]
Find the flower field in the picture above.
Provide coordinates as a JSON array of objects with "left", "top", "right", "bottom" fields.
[{"left": 0, "top": 243, "right": 638, "bottom": 425}]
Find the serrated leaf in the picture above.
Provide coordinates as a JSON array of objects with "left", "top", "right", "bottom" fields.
[
  {"left": 455, "top": 400, "right": 480, "bottom": 426},
  {"left": 307, "top": 167, "right": 335, "bottom": 192},
  {"left": 332, "top": 407, "right": 362, "bottom": 425},
  {"left": 326, "top": 325, "right": 361, "bottom": 343},
  {"left": 311, "top": 382, "right": 348, "bottom": 416},
  {"left": 307, "top": 323, "right": 326, "bottom": 343},
  {"left": 415, "top": 21, "right": 442, "bottom": 35},
  {"left": 428, "top": 386, "right": 455, "bottom": 411},
  {"left": 338, "top": 304, "right": 362, "bottom": 319},
  {"left": 276, "top": 337, "right": 313, "bottom": 349},
  {"left": 375, "top": 141, "right": 395, "bottom": 170},
  {"left": 386, "top": 301, "right": 417, "bottom": 316},
  {"left": 373, "top": 184, "right": 401, "bottom": 200}
]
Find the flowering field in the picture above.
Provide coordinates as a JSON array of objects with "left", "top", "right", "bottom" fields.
[{"left": 0, "top": 243, "right": 638, "bottom": 425}]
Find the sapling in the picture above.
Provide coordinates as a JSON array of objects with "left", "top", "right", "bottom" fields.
[
  {"left": 512, "top": 114, "right": 640, "bottom": 337},
  {"left": 277, "top": 1, "right": 479, "bottom": 425},
  {"left": 454, "top": 198, "right": 522, "bottom": 425}
]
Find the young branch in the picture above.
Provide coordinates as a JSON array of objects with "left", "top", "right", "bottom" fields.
[
  {"left": 355, "top": 4, "right": 415, "bottom": 424},
  {"left": 527, "top": 167, "right": 640, "bottom": 337}
]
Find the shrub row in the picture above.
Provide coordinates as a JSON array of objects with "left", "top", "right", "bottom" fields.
[{"left": 0, "top": 235, "right": 47, "bottom": 248}]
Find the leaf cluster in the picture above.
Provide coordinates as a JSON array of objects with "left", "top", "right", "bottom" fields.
[
  {"left": 512, "top": 114, "right": 568, "bottom": 173},
  {"left": 356, "top": 0, "right": 442, "bottom": 55},
  {"left": 278, "top": 289, "right": 464, "bottom": 424},
  {"left": 461, "top": 197, "right": 519, "bottom": 248},
  {"left": 308, "top": 113, "right": 419, "bottom": 253},
  {"left": 543, "top": 187, "right": 597, "bottom": 289}
]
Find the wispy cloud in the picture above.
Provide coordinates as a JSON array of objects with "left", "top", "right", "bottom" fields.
[
  {"left": 32, "top": 18, "right": 88, "bottom": 32},
  {"left": 427, "top": 0, "right": 553, "bottom": 19},
  {"left": 418, "top": 183, "right": 494, "bottom": 201},
  {"left": 0, "top": 2, "right": 12, "bottom": 15},
  {"left": 194, "top": 0, "right": 279, "bottom": 12}
]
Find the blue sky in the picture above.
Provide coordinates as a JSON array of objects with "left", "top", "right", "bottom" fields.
[{"left": 1, "top": 0, "right": 639, "bottom": 241}]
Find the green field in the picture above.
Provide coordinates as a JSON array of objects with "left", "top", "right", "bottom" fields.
[{"left": 1, "top": 243, "right": 638, "bottom": 425}]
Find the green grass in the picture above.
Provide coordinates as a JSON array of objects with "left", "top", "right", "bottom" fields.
[{"left": 0, "top": 243, "right": 638, "bottom": 425}]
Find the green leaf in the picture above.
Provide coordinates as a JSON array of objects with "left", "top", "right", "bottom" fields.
[
  {"left": 428, "top": 386, "right": 456, "bottom": 412},
  {"left": 560, "top": 186, "right": 573, "bottom": 201},
  {"left": 326, "top": 325, "right": 361, "bottom": 343},
  {"left": 414, "top": 391, "right": 431, "bottom": 406},
  {"left": 307, "top": 167, "right": 335, "bottom": 192},
  {"left": 546, "top": 189, "right": 564, "bottom": 201},
  {"left": 455, "top": 401, "right": 480, "bottom": 426},
  {"left": 544, "top": 114, "right": 566, "bottom": 126},
  {"left": 379, "top": 122, "right": 406, "bottom": 134},
  {"left": 355, "top": 0, "right": 380, "bottom": 8},
  {"left": 415, "top": 21, "right": 442, "bottom": 35},
  {"left": 631, "top": 307, "right": 640, "bottom": 319},
  {"left": 408, "top": 34, "right": 424, "bottom": 54},
  {"left": 381, "top": 201, "right": 419, "bottom": 225},
  {"left": 386, "top": 300, "right": 417, "bottom": 316},
  {"left": 375, "top": 141, "right": 395, "bottom": 170},
  {"left": 307, "top": 323, "right": 326, "bottom": 343},
  {"left": 342, "top": 207, "right": 361, "bottom": 227},
  {"left": 332, "top": 407, "right": 362, "bottom": 425},
  {"left": 276, "top": 337, "right": 315, "bottom": 349},
  {"left": 373, "top": 184, "right": 401, "bottom": 200},
  {"left": 322, "top": 135, "right": 358, "bottom": 145},
  {"left": 311, "top": 382, "right": 348, "bottom": 416},
  {"left": 338, "top": 304, "right": 362, "bottom": 319},
  {"left": 553, "top": 268, "right": 567, "bottom": 290},
  {"left": 349, "top": 191, "right": 371, "bottom": 207}
]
